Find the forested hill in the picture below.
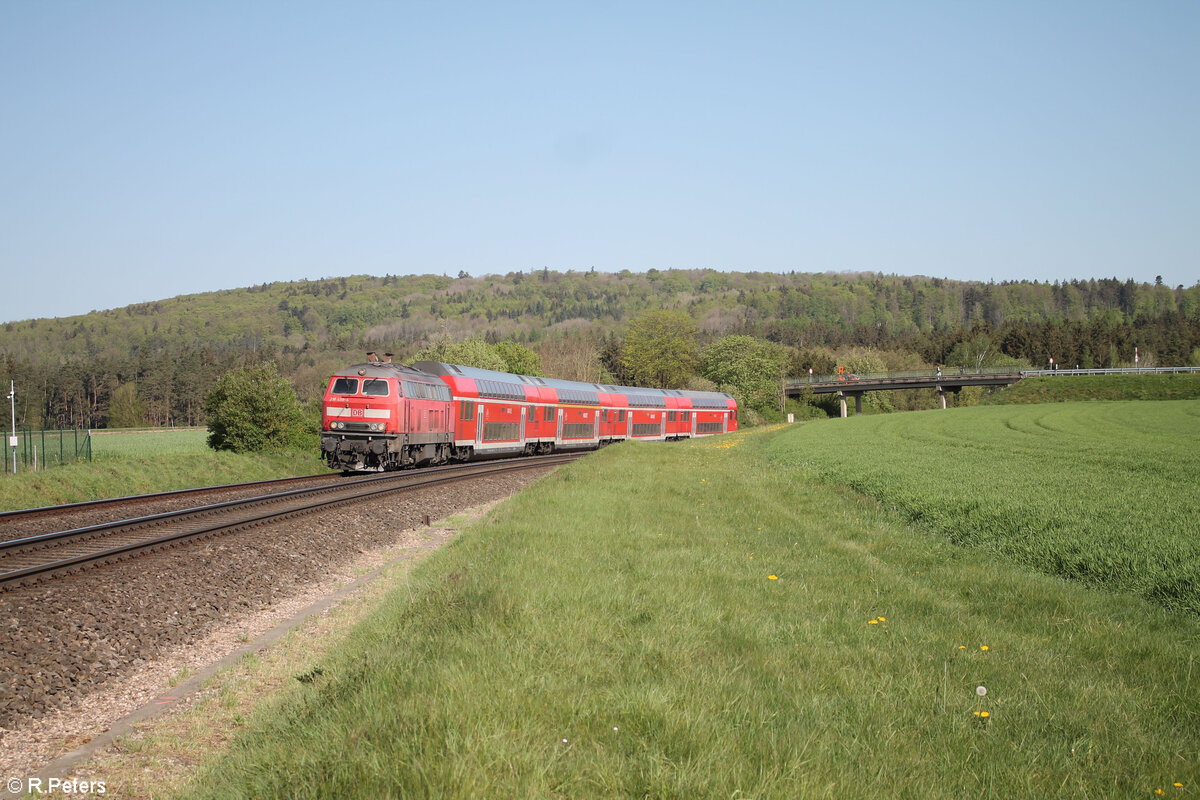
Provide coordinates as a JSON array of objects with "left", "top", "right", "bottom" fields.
[{"left": 2, "top": 269, "right": 1198, "bottom": 430}]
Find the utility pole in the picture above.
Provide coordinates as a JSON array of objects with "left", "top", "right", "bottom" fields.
[{"left": 7, "top": 381, "right": 16, "bottom": 474}]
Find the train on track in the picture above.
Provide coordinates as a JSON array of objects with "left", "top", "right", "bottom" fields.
[{"left": 320, "top": 354, "right": 739, "bottom": 472}]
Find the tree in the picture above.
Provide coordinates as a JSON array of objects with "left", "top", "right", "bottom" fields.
[
  {"left": 494, "top": 341, "right": 543, "bottom": 376},
  {"left": 107, "top": 382, "right": 146, "bottom": 428},
  {"left": 413, "top": 334, "right": 507, "bottom": 372},
  {"left": 204, "top": 363, "right": 310, "bottom": 453},
  {"left": 701, "top": 335, "right": 789, "bottom": 415},
  {"left": 620, "top": 310, "right": 698, "bottom": 389},
  {"left": 538, "top": 333, "right": 603, "bottom": 382}
]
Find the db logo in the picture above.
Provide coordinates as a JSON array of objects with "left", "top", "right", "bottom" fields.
[{"left": 350, "top": 408, "right": 366, "bottom": 418}]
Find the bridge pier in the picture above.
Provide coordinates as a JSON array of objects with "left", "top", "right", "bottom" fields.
[
  {"left": 936, "top": 384, "right": 961, "bottom": 410},
  {"left": 838, "top": 391, "right": 863, "bottom": 418}
]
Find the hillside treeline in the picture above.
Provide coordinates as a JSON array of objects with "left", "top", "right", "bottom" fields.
[{"left": 1, "top": 270, "right": 1197, "bottom": 430}]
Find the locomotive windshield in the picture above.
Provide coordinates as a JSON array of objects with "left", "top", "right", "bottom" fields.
[{"left": 330, "top": 377, "right": 391, "bottom": 396}]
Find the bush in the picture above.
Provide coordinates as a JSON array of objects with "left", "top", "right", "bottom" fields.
[{"left": 204, "top": 363, "right": 313, "bottom": 453}]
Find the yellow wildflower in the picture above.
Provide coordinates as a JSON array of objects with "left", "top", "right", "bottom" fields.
[
  {"left": 868, "top": 619, "right": 878, "bottom": 624},
  {"left": 768, "top": 575, "right": 778, "bottom": 581},
  {"left": 980, "top": 645, "right": 990, "bottom": 652}
]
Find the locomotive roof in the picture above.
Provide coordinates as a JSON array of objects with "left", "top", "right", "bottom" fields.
[
  {"left": 412, "top": 361, "right": 733, "bottom": 403},
  {"left": 335, "top": 362, "right": 443, "bottom": 381}
]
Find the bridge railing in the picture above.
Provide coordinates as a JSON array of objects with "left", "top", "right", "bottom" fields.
[
  {"left": 1018, "top": 367, "right": 1200, "bottom": 377},
  {"left": 786, "top": 366, "right": 1024, "bottom": 387},
  {"left": 786, "top": 365, "right": 1200, "bottom": 387}
]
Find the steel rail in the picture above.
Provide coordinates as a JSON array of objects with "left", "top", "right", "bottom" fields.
[
  {"left": 0, "top": 472, "right": 350, "bottom": 524},
  {"left": 0, "top": 454, "right": 579, "bottom": 591}
]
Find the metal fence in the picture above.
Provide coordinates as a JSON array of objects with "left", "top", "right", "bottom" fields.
[
  {"left": 787, "top": 365, "right": 1200, "bottom": 387},
  {"left": 3, "top": 427, "right": 92, "bottom": 474}
]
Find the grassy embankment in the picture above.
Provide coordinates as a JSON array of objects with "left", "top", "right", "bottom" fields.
[
  {"left": 158, "top": 401, "right": 1197, "bottom": 800},
  {"left": 981, "top": 372, "right": 1200, "bottom": 405},
  {"left": 0, "top": 429, "right": 330, "bottom": 512}
]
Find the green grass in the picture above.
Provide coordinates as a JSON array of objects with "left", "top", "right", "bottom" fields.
[
  {"left": 769, "top": 400, "right": 1200, "bottom": 614},
  {"left": 0, "top": 445, "right": 331, "bottom": 511},
  {"left": 983, "top": 373, "right": 1200, "bottom": 404},
  {"left": 90, "top": 428, "right": 211, "bottom": 459},
  {"left": 174, "top": 423, "right": 1199, "bottom": 799}
]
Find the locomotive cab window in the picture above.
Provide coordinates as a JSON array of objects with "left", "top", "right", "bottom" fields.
[
  {"left": 362, "top": 379, "right": 390, "bottom": 396},
  {"left": 331, "top": 378, "right": 359, "bottom": 395}
]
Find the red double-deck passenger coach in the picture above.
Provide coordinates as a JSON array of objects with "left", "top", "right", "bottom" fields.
[{"left": 320, "top": 355, "right": 738, "bottom": 473}]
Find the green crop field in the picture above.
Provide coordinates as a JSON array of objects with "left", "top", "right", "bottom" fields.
[
  {"left": 162, "top": 406, "right": 1198, "bottom": 800},
  {"left": 769, "top": 400, "right": 1200, "bottom": 614},
  {"left": 90, "top": 428, "right": 210, "bottom": 459}
]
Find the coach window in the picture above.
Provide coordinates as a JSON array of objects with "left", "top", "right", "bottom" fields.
[
  {"left": 332, "top": 378, "right": 358, "bottom": 395},
  {"left": 362, "top": 379, "right": 390, "bottom": 396}
]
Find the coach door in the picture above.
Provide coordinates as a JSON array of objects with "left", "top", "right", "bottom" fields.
[{"left": 476, "top": 405, "right": 485, "bottom": 444}]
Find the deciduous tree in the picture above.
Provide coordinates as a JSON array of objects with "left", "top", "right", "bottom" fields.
[
  {"left": 701, "top": 335, "right": 788, "bottom": 415},
  {"left": 107, "top": 382, "right": 146, "bottom": 428},
  {"left": 620, "top": 310, "right": 697, "bottom": 389},
  {"left": 204, "top": 363, "right": 310, "bottom": 453}
]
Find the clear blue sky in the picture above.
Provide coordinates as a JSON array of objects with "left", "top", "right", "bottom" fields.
[{"left": 2, "top": 1, "right": 1197, "bottom": 323}]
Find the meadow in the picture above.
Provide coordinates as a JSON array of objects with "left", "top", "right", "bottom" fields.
[
  {"left": 0, "top": 428, "right": 329, "bottom": 511},
  {"left": 768, "top": 400, "right": 1200, "bottom": 613},
  {"left": 161, "top": 406, "right": 1198, "bottom": 800},
  {"left": 89, "top": 427, "right": 211, "bottom": 459}
]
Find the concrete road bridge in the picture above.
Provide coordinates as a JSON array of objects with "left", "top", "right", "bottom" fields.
[{"left": 785, "top": 366, "right": 1200, "bottom": 418}]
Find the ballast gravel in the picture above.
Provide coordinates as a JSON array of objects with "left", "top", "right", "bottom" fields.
[{"left": 0, "top": 469, "right": 549, "bottom": 741}]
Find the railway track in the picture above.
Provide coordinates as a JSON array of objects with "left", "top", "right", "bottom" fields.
[
  {"left": 0, "top": 472, "right": 349, "bottom": 531},
  {"left": 0, "top": 454, "right": 579, "bottom": 591}
]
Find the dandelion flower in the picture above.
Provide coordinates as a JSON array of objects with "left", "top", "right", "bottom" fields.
[
  {"left": 958, "top": 645, "right": 966, "bottom": 651},
  {"left": 980, "top": 645, "right": 990, "bottom": 652},
  {"left": 1175, "top": 783, "right": 1184, "bottom": 788},
  {"left": 768, "top": 575, "right": 779, "bottom": 581},
  {"left": 1156, "top": 790, "right": 1164, "bottom": 796},
  {"left": 980, "top": 711, "right": 989, "bottom": 718},
  {"left": 877, "top": 616, "right": 886, "bottom": 622},
  {"left": 868, "top": 619, "right": 879, "bottom": 625}
]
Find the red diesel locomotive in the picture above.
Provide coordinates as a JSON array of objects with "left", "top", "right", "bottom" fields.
[{"left": 320, "top": 354, "right": 739, "bottom": 472}]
